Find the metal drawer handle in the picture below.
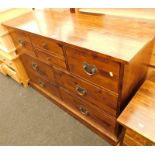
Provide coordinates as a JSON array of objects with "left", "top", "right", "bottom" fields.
[
  {"left": 38, "top": 80, "right": 45, "bottom": 87},
  {"left": 83, "top": 62, "right": 97, "bottom": 76},
  {"left": 18, "top": 39, "right": 26, "bottom": 47},
  {"left": 32, "top": 62, "right": 38, "bottom": 71},
  {"left": 75, "top": 85, "right": 87, "bottom": 96},
  {"left": 79, "top": 106, "right": 89, "bottom": 116},
  {"left": 42, "top": 42, "right": 48, "bottom": 50}
]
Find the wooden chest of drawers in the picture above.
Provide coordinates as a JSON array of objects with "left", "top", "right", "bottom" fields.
[
  {"left": 3, "top": 9, "right": 155, "bottom": 145},
  {"left": 117, "top": 72, "right": 155, "bottom": 146}
]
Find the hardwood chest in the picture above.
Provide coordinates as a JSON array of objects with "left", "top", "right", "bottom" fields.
[{"left": 3, "top": 9, "right": 155, "bottom": 145}]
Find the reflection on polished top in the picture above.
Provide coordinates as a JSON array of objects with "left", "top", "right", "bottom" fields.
[{"left": 3, "top": 9, "right": 155, "bottom": 63}]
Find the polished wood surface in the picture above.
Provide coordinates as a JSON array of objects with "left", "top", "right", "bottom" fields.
[
  {"left": 3, "top": 9, "right": 154, "bottom": 145},
  {"left": 55, "top": 69, "right": 118, "bottom": 116},
  {"left": 21, "top": 54, "right": 56, "bottom": 84},
  {"left": 66, "top": 47, "right": 120, "bottom": 93},
  {"left": 3, "top": 9, "right": 155, "bottom": 63},
  {"left": 60, "top": 87, "right": 117, "bottom": 134},
  {"left": 118, "top": 72, "right": 155, "bottom": 144}
]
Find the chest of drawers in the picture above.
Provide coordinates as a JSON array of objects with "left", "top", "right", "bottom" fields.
[
  {"left": 118, "top": 72, "right": 155, "bottom": 146},
  {"left": 3, "top": 9, "right": 155, "bottom": 145}
]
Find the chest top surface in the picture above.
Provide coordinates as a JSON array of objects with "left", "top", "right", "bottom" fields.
[
  {"left": 118, "top": 72, "right": 155, "bottom": 143},
  {"left": 3, "top": 9, "right": 155, "bottom": 63}
]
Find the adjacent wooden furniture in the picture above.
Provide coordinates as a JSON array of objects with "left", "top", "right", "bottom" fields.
[
  {"left": 0, "top": 8, "right": 31, "bottom": 86},
  {"left": 117, "top": 72, "right": 155, "bottom": 146},
  {"left": 3, "top": 9, "right": 155, "bottom": 145}
]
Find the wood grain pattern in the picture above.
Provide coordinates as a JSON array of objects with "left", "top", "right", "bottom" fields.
[
  {"left": 118, "top": 79, "right": 155, "bottom": 143},
  {"left": 35, "top": 48, "right": 67, "bottom": 69},
  {"left": 59, "top": 87, "right": 117, "bottom": 134},
  {"left": 21, "top": 54, "right": 56, "bottom": 84},
  {"left": 29, "top": 33, "right": 64, "bottom": 58},
  {"left": 66, "top": 47, "right": 120, "bottom": 93},
  {"left": 55, "top": 68, "right": 118, "bottom": 116},
  {"left": 3, "top": 9, "right": 155, "bottom": 145},
  {"left": 3, "top": 9, "right": 155, "bottom": 64}
]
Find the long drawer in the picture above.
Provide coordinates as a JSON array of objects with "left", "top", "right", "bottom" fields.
[
  {"left": 60, "top": 87, "right": 117, "bottom": 133},
  {"left": 66, "top": 47, "right": 120, "bottom": 93},
  {"left": 55, "top": 69, "right": 118, "bottom": 116},
  {"left": 21, "top": 54, "right": 56, "bottom": 84}
]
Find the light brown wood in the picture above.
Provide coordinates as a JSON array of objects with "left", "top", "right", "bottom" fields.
[
  {"left": 118, "top": 73, "right": 155, "bottom": 145},
  {"left": 55, "top": 68, "right": 118, "bottom": 116},
  {"left": 66, "top": 47, "right": 120, "bottom": 93},
  {"left": 29, "top": 33, "right": 64, "bottom": 57},
  {"left": 3, "top": 9, "right": 154, "bottom": 145},
  {"left": 35, "top": 48, "right": 66, "bottom": 69},
  {"left": 59, "top": 87, "right": 117, "bottom": 134},
  {"left": 21, "top": 54, "right": 55, "bottom": 84},
  {"left": 3, "top": 9, "right": 155, "bottom": 64}
]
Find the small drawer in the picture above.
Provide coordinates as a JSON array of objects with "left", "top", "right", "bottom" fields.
[
  {"left": 29, "top": 72, "right": 60, "bottom": 98},
  {"left": 21, "top": 54, "right": 55, "bottom": 84},
  {"left": 66, "top": 47, "right": 120, "bottom": 93},
  {"left": 123, "top": 134, "right": 140, "bottom": 146},
  {"left": 9, "top": 29, "right": 35, "bottom": 56},
  {"left": 60, "top": 87, "right": 117, "bottom": 133},
  {"left": 29, "top": 33, "right": 64, "bottom": 57},
  {"left": 35, "top": 49, "right": 67, "bottom": 69},
  {"left": 125, "top": 129, "right": 155, "bottom": 146},
  {"left": 55, "top": 69, "right": 118, "bottom": 116}
]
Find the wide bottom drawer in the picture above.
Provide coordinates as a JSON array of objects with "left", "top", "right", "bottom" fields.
[{"left": 60, "top": 87, "right": 117, "bottom": 133}]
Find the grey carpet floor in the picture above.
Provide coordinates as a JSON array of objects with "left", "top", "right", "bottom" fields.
[{"left": 0, "top": 73, "right": 110, "bottom": 146}]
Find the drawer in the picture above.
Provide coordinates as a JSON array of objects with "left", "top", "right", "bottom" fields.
[
  {"left": 21, "top": 54, "right": 55, "bottom": 84},
  {"left": 29, "top": 72, "right": 60, "bottom": 98},
  {"left": 123, "top": 134, "right": 140, "bottom": 146},
  {"left": 9, "top": 29, "right": 35, "bottom": 56},
  {"left": 66, "top": 47, "right": 120, "bottom": 93},
  {"left": 125, "top": 129, "right": 155, "bottom": 146},
  {"left": 60, "top": 87, "right": 117, "bottom": 133},
  {"left": 55, "top": 69, "right": 118, "bottom": 116},
  {"left": 29, "top": 33, "right": 64, "bottom": 57},
  {"left": 35, "top": 49, "right": 67, "bottom": 69}
]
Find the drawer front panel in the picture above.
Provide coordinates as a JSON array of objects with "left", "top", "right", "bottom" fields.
[
  {"left": 35, "top": 49, "right": 67, "bottom": 69},
  {"left": 55, "top": 69, "right": 118, "bottom": 116},
  {"left": 9, "top": 29, "right": 35, "bottom": 56},
  {"left": 21, "top": 54, "right": 55, "bottom": 83},
  {"left": 29, "top": 72, "right": 60, "bottom": 98},
  {"left": 60, "top": 88, "right": 117, "bottom": 133},
  {"left": 66, "top": 47, "right": 120, "bottom": 93},
  {"left": 29, "top": 33, "right": 64, "bottom": 57},
  {"left": 125, "top": 129, "right": 155, "bottom": 146}
]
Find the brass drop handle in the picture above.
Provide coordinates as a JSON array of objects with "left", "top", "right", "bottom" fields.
[
  {"left": 38, "top": 80, "right": 45, "bottom": 87},
  {"left": 18, "top": 39, "right": 26, "bottom": 47},
  {"left": 79, "top": 106, "right": 89, "bottom": 116},
  {"left": 75, "top": 85, "right": 87, "bottom": 96},
  {"left": 32, "top": 62, "right": 38, "bottom": 71},
  {"left": 42, "top": 42, "right": 48, "bottom": 50},
  {"left": 83, "top": 62, "right": 97, "bottom": 76}
]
